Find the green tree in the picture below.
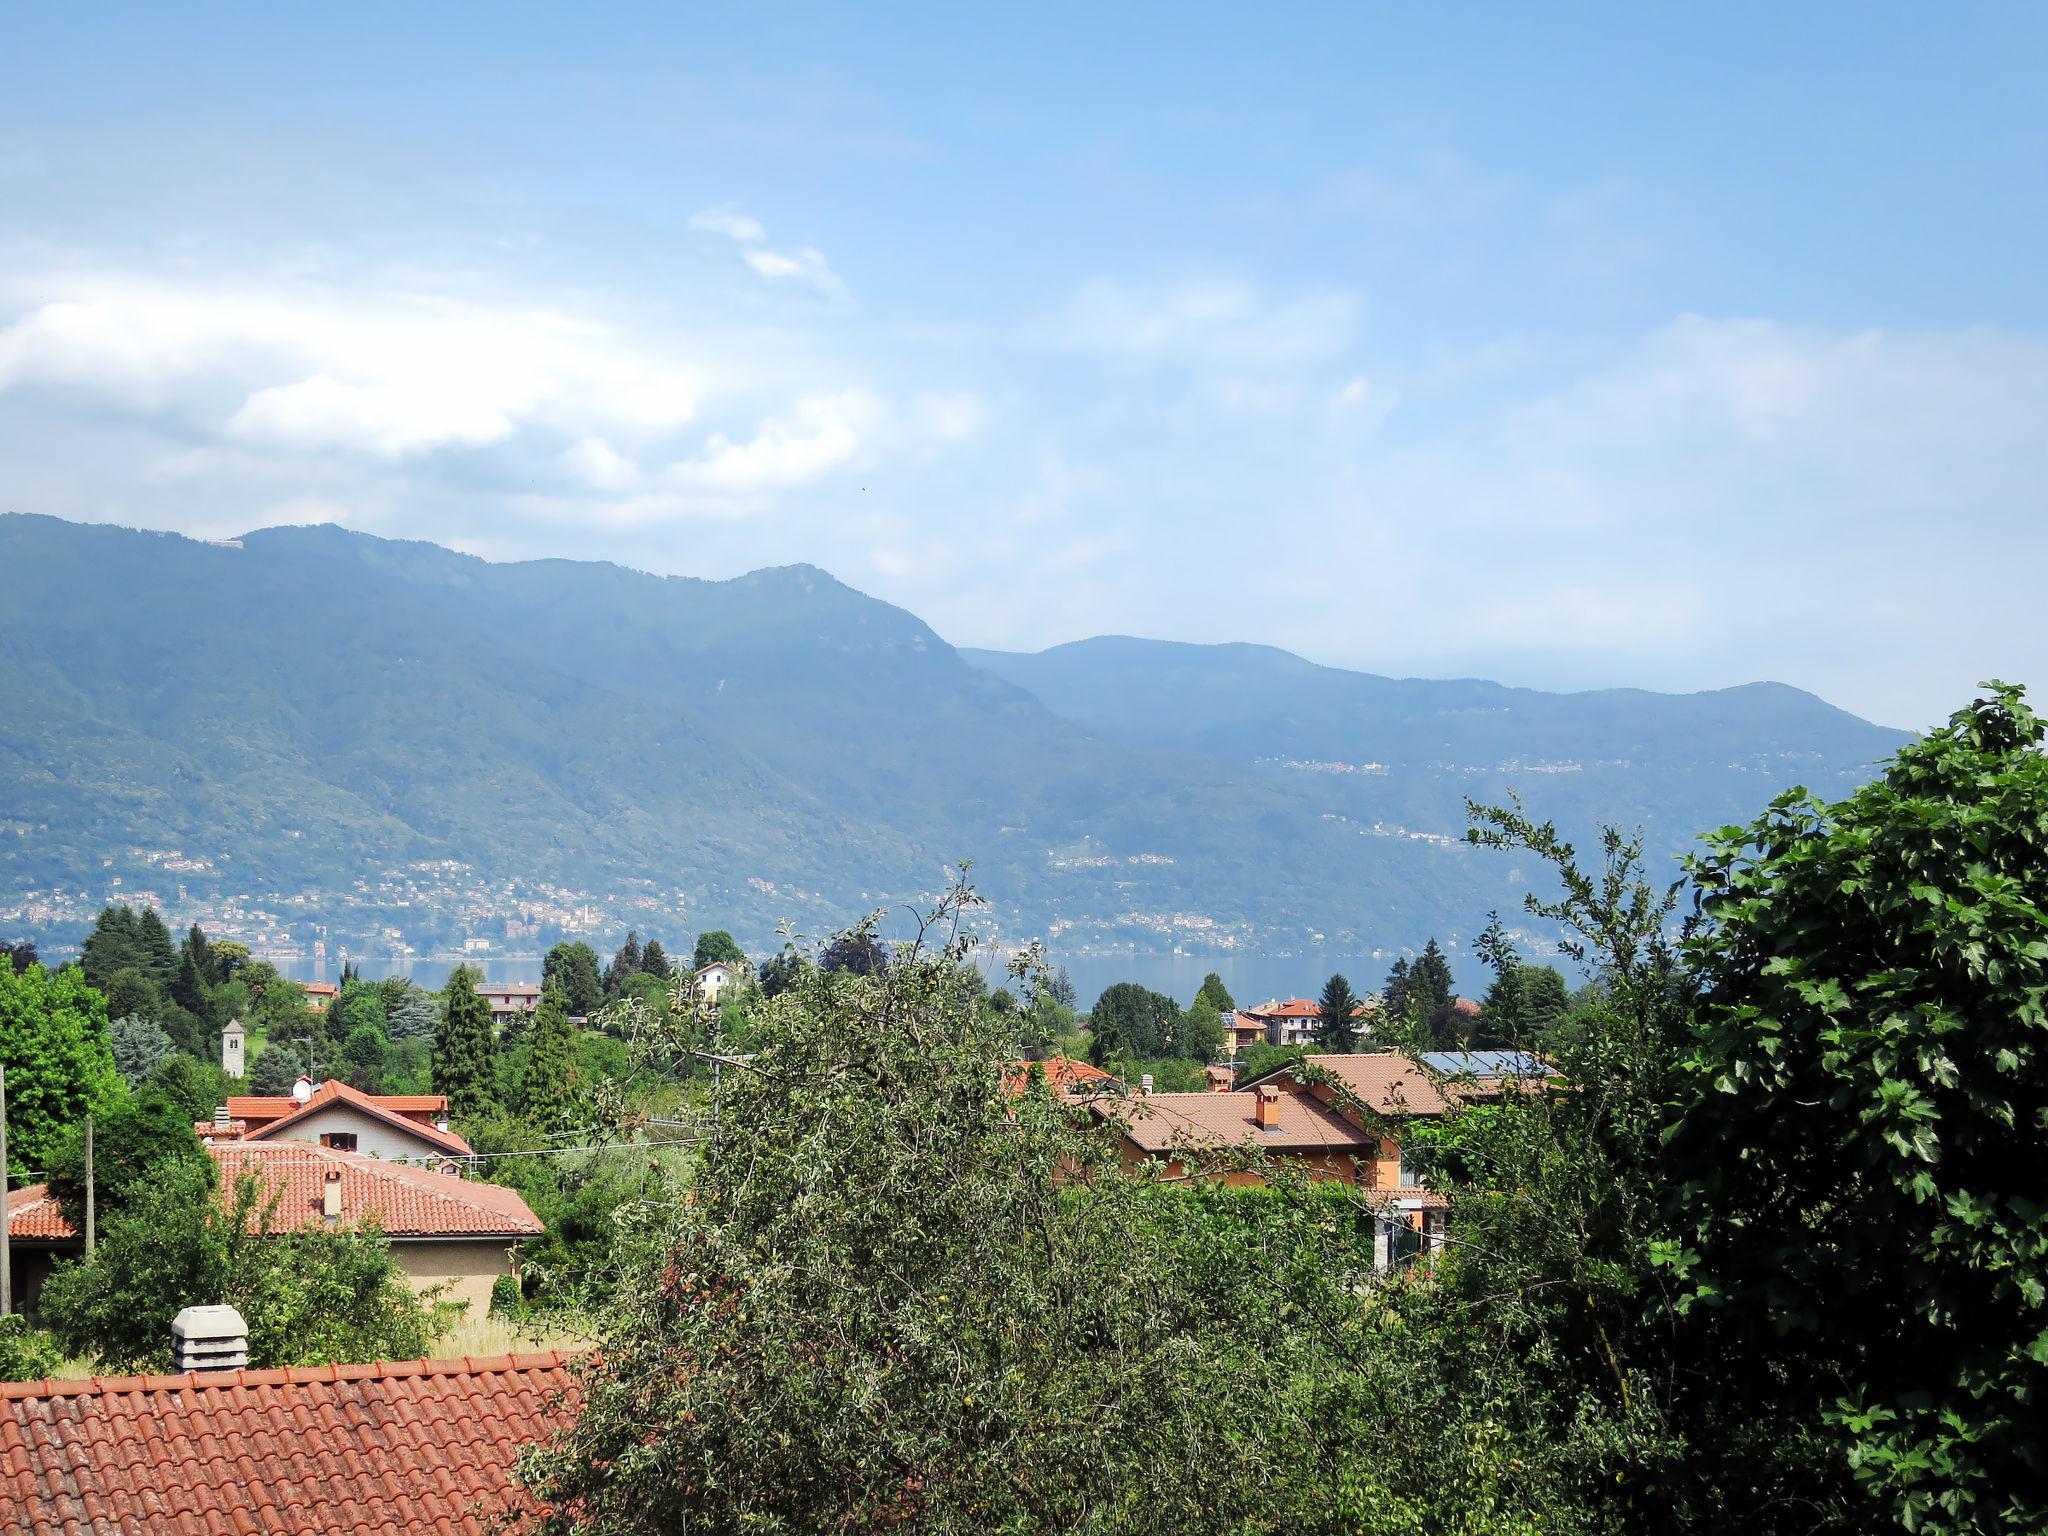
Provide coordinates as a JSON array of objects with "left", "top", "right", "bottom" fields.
[
  {"left": 247, "top": 1041, "right": 303, "bottom": 1094},
  {"left": 148, "top": 1053, "right": 241, "bottom": 1119},
  {"left": 1046, "top": 965, "right": 1078, "bottom": 1011},
  {"left": 108, "top": 1014, "right": 175, "bottom": 1086},
  {"left": 639, "top": 940, "right": 672, "bottom": 980},
  {"left": 543, "top": 941, "right": 605, "bottom": 1017},
  {"left": 1410, "top": 939, "right": 1455, "bottom": 1019},
  {"left": 692, "top": 929, "right": 746, "bottom": 971},
  {"left": 433, "top": 964, "right": 498, "bottom": 1117},
  {"left": 325, "top": 982, "right": 388, "bottom": 1046},
  {"left": 1315, "top": 973, "right": 1363, "bottom": 1051},
  {"left": 518, "top": 986, "right": 579, "bottom": 1120},
  {"left": 0, "top": 961, "right": 123, "bottom": 1175},
  {"left": 39, "top": 1160, "right": 437, "bottom": 1373},
  {"left": 100, "top": 966, "right": 161, "bottom": 1026},
  {"left": 1181, "top": 998, "right": 1226, "bottom": 1062},
  {"left": 170, "top": 945, "right": 211, "bottom": 1021},
  {"left": 1086, "top": 981, "right": 1181, "bottom": 1064},
  {"left": 1381, "top": 956, "right": 1411, "bottom": 1019},
  {"left": 757, "top": 949, "right": 807, "bottom": 999},
  {"left": 514, "top": 887, "right": 1410, "bottom": 1535},
  {"left": 604, "top": 932, "right": 644, "bottom": 995},
  {"left": 338, "top": 1023, "right": 391, "bottom": 1093},
  {"left": 1192, "top": 971, "right": 1236, "bottom": 1014},
  {"left": 820, "top": 929, "right": 887, "bottom": 977},
  {"left": 182, "top": 923, "right": 219, "bottom": 986},
  {"left": 80, "top": 905, "right": 176, "bottom": 989},
  {"left": 384, "top": 983, "right": 442, "bottom": 1041},
  {"left": 1668, "top": 684, "right": 2048, "bottom": 1533},
  {"left": 47, "top": 1086, "right": 213, "bottom": 1227}
]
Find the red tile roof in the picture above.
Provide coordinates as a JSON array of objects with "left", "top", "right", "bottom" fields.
[
  {"left": 1002, "top": 1055, "right": 1118, "bottom": 1097},
  {"left": 8, "top": 1141, "right": 542, "bottom": 1243},
  {"left": 1091, "top": 1090, "right": 1375, "bottom": 1154},
  {"left": 237, "top": 1080, "right": 473, "bottom": 1157},
  {"left": 0, "top": 1352, "right": 577, "bottom": 1535},
  {"left": 1240, "top": 1053, "right": 1454, "bottom": 1117}
]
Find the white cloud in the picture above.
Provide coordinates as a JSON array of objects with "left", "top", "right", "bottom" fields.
[
  {"left": 741, "top": 246, "right": 844, "bottom": 296},
  {"left": 1055, "top": 278, "right": 1358, "bottom": 366},
  {"left": 688, "top": 205, "right": 766, "bottom": 243},
  {"left": 560, "top": 434, "right": 639, "bottom": 491},
  {"left": 672, "top": 391, "right": 878, "bottom": 491},
  {"left": 0, "top": 276, "right": 701, "bottom": 459}
]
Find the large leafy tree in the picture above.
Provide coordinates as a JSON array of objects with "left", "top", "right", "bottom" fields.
[
  {"left": 1192, "top": 971, "right": 1236, "bottom": 1014},
  {"left": 1668, "top": 683, "right": 2048, "bottom": 1534},
  {"left": 1086, "top": 980, "right": 1182, "bottom": 1063},
  {"left": 47, "top": 1085, "right": 213, "bottom": 1227},
  {"left": 692, "top": 929, "right": 746, "bottom": 970},
  {"left": 1315, "top": 973, "right": 1363, "bottom": 1051},
  {"left": 516, "top": 893, "right": 1435, "bottom": 1535},
  {"left": 39, "top": 1160, "right": 436, "bottom": 1373},
  {"left": 433, "top": 965, "right": 499, "bottom": 1116},
  {"left": 544, "top": 942, "right": 606, "bottom": 1017},
  {"left": 0, "top": 961, "right": 123, "bottom": 1175}
]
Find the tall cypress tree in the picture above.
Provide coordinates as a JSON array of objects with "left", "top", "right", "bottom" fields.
[
  {"left": 1410, "top": 939, "right": 1454, "bottom": 1017},
  {"left": 519, "top": 985, "right": 579, "bottom": 1120},
  {"left": 433, "top": 965, "right": 498, "bottom": 1117},
  {"left": 605, "top": 932, "right": 644, "bottom": 995},
  {"left": 1315, "top": 973, "right": 1362, "bottom": 1052},
  {"left": 183, "top": 924, "right": 218, "bottom": 986},
  {"left": 640, "top": 940, "right": 672, "bottom": 980},
  {"left": 135, "top": 908, "right": 178, "bottom": 980}
]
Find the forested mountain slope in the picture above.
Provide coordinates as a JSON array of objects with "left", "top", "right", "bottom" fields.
[{"left": 1, "top": 515, "right": 1908, "bottom": 955}]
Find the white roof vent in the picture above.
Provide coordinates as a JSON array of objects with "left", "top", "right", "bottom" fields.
[{"left": 172, "top": 1304, "right": 249, "bottom": 1373}]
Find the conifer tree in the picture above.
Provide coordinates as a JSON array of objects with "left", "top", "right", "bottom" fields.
[
  {"left": 605, "top": 932, "right": 644, "bottom": 995},
  {"left": 135, "top": 907, "right": 178, "bottom": 979},
  {"left": 432, "top": 965, "right": 498, "bottom": 1117},
  {"left": 1315, "top": 973, "right": 1362, "bottom": 1052},
  {"left": 183, "top": 924, "right": 218, "bottom": 986},
  {"left": 543, "top": 941, "right": 605, "bottom": 1017},
  {"left": 1381, "top": 957, "right": 1411, "bottom": 1018},
  {"left": 640, "top": 940, "right": 672, "bottom": 980},
  {"left": 519, "top": 986, "right": 579, "bottom": 1120},
  {"left": 1410, "top": 939, "right": 1455, "bottom": 1018}
]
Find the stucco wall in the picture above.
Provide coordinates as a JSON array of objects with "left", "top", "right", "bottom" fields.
[
  {"left": 264, "top": 1103, "right": 450, "bottom": 1162},
  {"left": 393, "top": 1238, "right": 518, "bottom": 1314}
]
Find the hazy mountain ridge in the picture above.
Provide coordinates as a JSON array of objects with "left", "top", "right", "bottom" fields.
[{"left": 1, "top": 515, "right": 1910, "bottom": 956}]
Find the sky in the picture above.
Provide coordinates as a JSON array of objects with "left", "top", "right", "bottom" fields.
[{"left": 2, "top": 4, "right": 2044, "bottom": 729}]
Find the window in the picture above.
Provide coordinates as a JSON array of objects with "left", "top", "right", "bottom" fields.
[
  {"left": 320, "top": 1132, "right": 359, "bottom": 1152},
  {"left": 1397, "top": 1149, "right": 1419, "bottom": 1187}
]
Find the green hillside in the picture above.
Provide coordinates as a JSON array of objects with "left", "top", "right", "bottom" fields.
[{"left": 1, "top": 515, "right": 1909, "bottom": 957}]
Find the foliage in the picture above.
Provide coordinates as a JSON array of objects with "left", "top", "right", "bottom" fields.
[
  {"left": 604, "top": 932, "right": 644, "bottom": 995},
  {"left": 1180, "top": 997, "right": 1226, "bottom": 1061},
  {"left": 433, "top": 964, "right": 499, "bottom": 1117},
  {"left": 0, "top": 959, "right": 123, "bottom": 1176},
  {"left": 638, "top": 940, "right": 672, "bottom": 980},
  {"left": 692, "top": 930, "right": 746, "bottom": 971},
  {"left": 39, "top": 1160, "right": 439, "bottom": 1373},
  {"left": 0, "top": 1315, "right": 64, "bottom": 1381},
  {"left": 520, "top": 987, "right": 580, "bottom": 1120},
  {"left": 79, "top": 905, "right": 177, "bottom": 991},
  {"left": 1192, "top": 970, "right": 1236, "bottom": 1013},
  {"left": 1316, "top": 973, "right": 1363, "bottom": 1051},
  {"left": 147, "top": 1053, "right": 241, "bottom": 1120},
  {"left": 545, "top": 942, "right": 606, "bottom": 1018},
  {"left": 325, "top": 982, "right": 387, "bottom": 1047},
  {"left": 338, "top": 1022, "right": 391, "bottom": 1093},
  {"left": 1086, "top": 980, "right": 1183, "bottom": 1063},
  {"left": 247, "top": 1040, "right": 303, "bottom": 1094},
  {"left": 516, "top": 887, "right": 1458, "bottom": 1535},
  {"left": 384, "top": 982, "right": 442, "bottom": 1041},
  {"left": 108, "top": 1014, "right": 175, "bottom": 1086},
  {"left": 3, "top": 939, "right": 37, "bottom": 976},
  {"left": 756, "top": 948, "right": 807, "bottom": 998},
  {"left": 1668, "top": 684, "right": 2048, "bottom": 1534},
  {"left": 47, "top": 1086, "right": 214, "bottom": 1228},
  {"left": 1233, "top": 1040, "right": 1320, "bottom": 1085},
  {"left": 819, "top": 929, "right": 887, "bottom": 977}
]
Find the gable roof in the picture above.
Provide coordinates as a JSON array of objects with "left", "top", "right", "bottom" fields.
[
  {"left": 0, "top": 1352, "right": 576, "bottom": 1535},
  {"left": 1236, "top": 1053, "right": 1453, "bottom": 1117},
  {"left": 1091, "top": 1090, "right": 1375, "bottom": 1154},
  {"left": 8, "top": 1141, "right": 542, "bottom": 1243},
  {"left": 238, "top": 1079, "right": 473, "bottom": 1156},
  {"left": 1002, "top": 1055, "right": 1118, "bottom": 1097}
]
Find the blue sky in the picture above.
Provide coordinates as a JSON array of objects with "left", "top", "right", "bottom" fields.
[{"left": 3, "top": 3, "right": 2044, "bottom": 727}]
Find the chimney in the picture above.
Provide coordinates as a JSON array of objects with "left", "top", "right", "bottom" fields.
[
  {"left": 1254, "top": 1084, "right": 1282, "bottom": 1130},
  {"left": 212, "top": 1104, "right": 230, "bottom": 1130},
  {"left": 322, "top": 1169, "right": 343, "bottom": 1220},
  {"left": 172, "top": 1305, "right": 249, "bottom": 1373},
  {"left": 1139, "top": 1073, "right": 1154, "bottom": 1096}
]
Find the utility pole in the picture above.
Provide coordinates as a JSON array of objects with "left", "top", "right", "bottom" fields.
[
  {"left": 1, "top": 1064, "right": 11, "bottom": 1316},
  {"left": 84, "top": 1113, "right": 96, "bottom": 1259}
]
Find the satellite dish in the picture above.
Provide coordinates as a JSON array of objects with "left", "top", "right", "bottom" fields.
[{"left": 291, "top": 1074, "right": 315, "bottom": 1104}]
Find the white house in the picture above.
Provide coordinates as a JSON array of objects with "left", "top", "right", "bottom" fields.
[{"left": 695, "top": 960, "right": 740, "bottom": 1004}]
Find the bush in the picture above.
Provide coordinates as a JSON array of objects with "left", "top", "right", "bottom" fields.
[{"left": 0, "top": 1316, "right": 65, "bottom": 1382}]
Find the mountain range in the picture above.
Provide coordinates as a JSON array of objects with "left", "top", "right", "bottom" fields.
[{"left": 0, "top": 513, "right": 1909, "bottom": 960}]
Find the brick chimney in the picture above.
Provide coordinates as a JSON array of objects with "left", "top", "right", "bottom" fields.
[
  {"left": 322, "top": 1168, "right": 343, "bottom": 1221},
  {"left": 172, "top": 1305, "right": 249, "bottom": 1372},
  {"left": 1253, "top": 1084, "right": 1282, "bottom": 1130}
]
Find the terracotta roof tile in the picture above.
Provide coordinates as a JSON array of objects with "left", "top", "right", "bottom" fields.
[
  {"left": 0, "top": 1353, "right": 577, "bottom": 1536},
  {"left": 1237, "top": 1053, "right": 1454, "bottom": 1117},
  {"left": 9, "top": 1142, "right": 541, "bottom": 1243},
  {"left": 1091, "top": 1090, "right": 1375, "bottom": 1154},
  {"left": 1002, "top": 1055, "right": 1117, "bottom": 1097},
  {"left": 238, "top": 1081, "right": 472, "bottom": 1157}
]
